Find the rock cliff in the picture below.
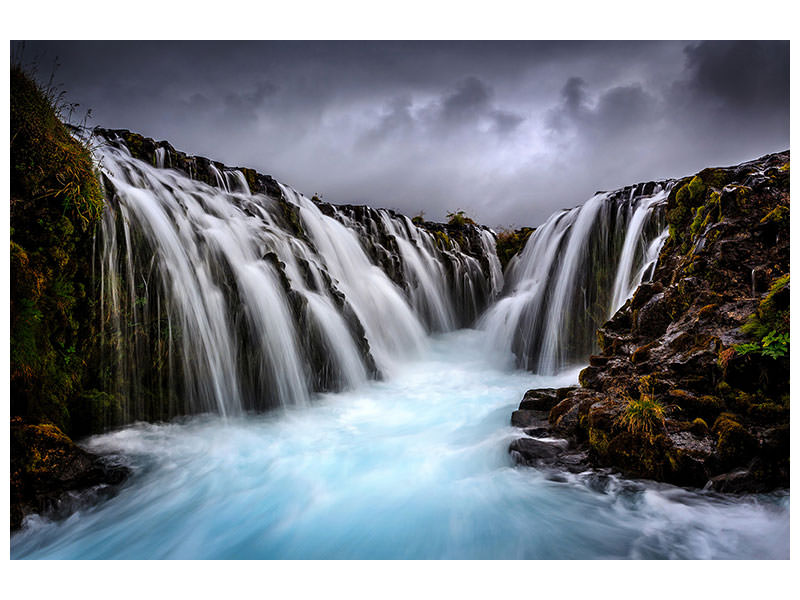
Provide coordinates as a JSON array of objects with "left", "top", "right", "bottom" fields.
[{"left": 510, "top": 152, "right": 790, "bottom": 492}]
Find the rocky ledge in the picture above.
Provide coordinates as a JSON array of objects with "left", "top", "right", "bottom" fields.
[
  {"left": 509, "top": 152, "right": 790, "bottom": 492},
  {"left": 11, "top": 417, "right": 129, "bottom": 531}
]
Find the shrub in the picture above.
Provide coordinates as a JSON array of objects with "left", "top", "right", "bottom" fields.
[
  {"left": 618, "top": 395, "right": 666, "bottom": 440},
  {"left": 446, "top": 210, "right": 475, "bottom": 227}
]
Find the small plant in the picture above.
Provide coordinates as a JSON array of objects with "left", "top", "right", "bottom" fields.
[
  {"left": 618, "top": 395, "right": 666, "bottom": 440},
  {"left": 446, "top": 210, "right": 475, "bottom": 227},
  {"left": 411, "top": 211, "right": 425, "bottom": 226},
  {"left": 736, "top": 329, "right": 789, "bottom": 359}
]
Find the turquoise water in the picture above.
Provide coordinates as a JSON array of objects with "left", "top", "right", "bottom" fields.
[{"left": 11, "top": 330, "right": 789, "bottom": 559}]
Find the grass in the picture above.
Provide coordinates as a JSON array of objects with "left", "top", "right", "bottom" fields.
[{"left": 618, "top": 395, "right": 666, "bottom": 440}]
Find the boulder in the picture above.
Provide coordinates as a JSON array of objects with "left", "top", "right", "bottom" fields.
[
  {"left": 519, "top": 388, "right": 559, "bottom": 411},
  {"left": 10, "top": 417, "right": 129, "bottom": 530}
]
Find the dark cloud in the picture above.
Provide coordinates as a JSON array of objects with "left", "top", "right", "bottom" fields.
[
  {"left": 440, "top": 76, "right": 492, "bottom": 121},
  {"left": 12, "top": 41, "right": 788, "bottom": 227},
  {"left": 491, "top": 110, "right": 525, "bottom": 134},
  {"left": 682, "top": 40, "right": 789, "bottom": 110}
]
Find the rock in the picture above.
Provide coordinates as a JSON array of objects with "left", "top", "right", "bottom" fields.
[
  {"left": 588, "top": 355, "right": 609, "bottom": 367},
  {"left": 509, "top": 437, "right": 566, "bottom": 462},
  {"left": 511, "top": 409, "right": 549, "bottom": 428},
  {"left": 10, "top": 417, "right": 129, "bottom": 530},
  {"left": 523, "top": 426, "right": 551, "bottom": 438},
  {"left": 550, "top": 393, "right": 594, "bottom": 437},
  {"left": 508, "top": 151, "right": 789, "bottom": 493},
  {"left": 519, "top": 388, "right": 559, "bottom": 411},
  {"left": 708, "top": 468, "right": 763, "bottom": 493}
]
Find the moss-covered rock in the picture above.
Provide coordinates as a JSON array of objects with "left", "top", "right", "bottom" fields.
[
  {"left": 495, "top": 227, "right": 535, "bottom": 270},
  {"left": 512, "top": 150, "right": 789, "bottom": 492},
  {"left": 10, "top": 417, "right": 129, "bottom": 530},
  {"left": 10, "top": 65, "right": 105, "bottom": 433}
]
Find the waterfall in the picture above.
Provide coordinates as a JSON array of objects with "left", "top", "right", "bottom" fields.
[
  {"left": 479, "top": 183, "right": 669, "bottom": 374},
  {"left": 94, "top": 135, "right": 502, "bottom": 423}
]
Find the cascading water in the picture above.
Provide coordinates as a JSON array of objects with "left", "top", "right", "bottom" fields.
[
  {"left": 11, "top": 135, "right": 788, "bottom": 560},
  {"left": 480, "top": 183, "right": 669, "bottom": 373},
  {"left": 94, "top": 135, "right": 502, "bottom": 425}
]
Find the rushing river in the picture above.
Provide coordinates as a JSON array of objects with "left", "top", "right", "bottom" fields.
[{"left": 11, "top": 330, "right": 789, "bottom": 559}]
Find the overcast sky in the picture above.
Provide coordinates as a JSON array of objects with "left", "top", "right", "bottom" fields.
[{"left": 13, "top": 40, "right": 789, "bottom": 227}]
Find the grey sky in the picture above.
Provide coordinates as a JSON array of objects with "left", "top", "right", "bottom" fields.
[{"left": 13, "top": 41, "right": 789, "bottom": 227}]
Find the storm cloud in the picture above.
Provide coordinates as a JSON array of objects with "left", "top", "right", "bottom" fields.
[{"left": 12, "top": 41, "right": 789, "bottom": 227}]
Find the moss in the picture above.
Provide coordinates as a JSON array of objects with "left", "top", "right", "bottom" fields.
[
  {"left": 689, "top": 204, "right": 708, "bottom": 237},
  {"left": 760, "top": 204, "right": 788, "bottom": 225},
  {"left": 712, "top": 415, "right": 757, "bottom": 465},
  {"left": 747, "top": 401, "right": 788, "bottom": 424},
  {"left": 10, "top": 64, "right": 105, "bottom": 433},
  {"left": 696, "top": 167, "right": 733, "bottom": 190},
  {"left": 239, "top": 167, "right": 260, "bottom": 194},
  {"left": 689, "top": 418, "right": 709, "bottom": 436},
  {"left": 668, "top": 390, "right": 724, "bottom": 422},
  {"left": 495, "top": 227, "right": 534, "bottom": 270},
  {"left": 630, "top": 343, "right": 652, "bottom": 364},
  {"left": 433, "top": 230, "right": 451, "bottom": 250},
  {"left": 740, "top": 274, "right": 789, "bottom": 342},
  {"left": 697, "top": 303, "right": 718, "bottom": 319},
  {"left": 588, "top": 427, "right": 610, "bottom": 458}
]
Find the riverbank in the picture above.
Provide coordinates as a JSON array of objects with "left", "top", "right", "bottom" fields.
[{"left": 509, "top": 152, "right": 790, "bottom": 492}]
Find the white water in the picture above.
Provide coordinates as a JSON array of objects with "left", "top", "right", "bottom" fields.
[
  {"left": 10, "top": 330, "right": 788, "bottom": 559},
  {"left": 95, "top": 138, "right": 501, "bottom": 421},
  {"left": 481, "top": 185, "right": 669, "bottom": 373}
]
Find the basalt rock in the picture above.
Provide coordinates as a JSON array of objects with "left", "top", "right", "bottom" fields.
[
  {"left": 510, "top": 152, "right": 790, "bottom": 492},
  {"left": 11, "top": 417, "right": 129, "bottom": 531}
]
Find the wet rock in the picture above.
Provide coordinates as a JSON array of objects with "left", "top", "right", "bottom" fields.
[
  {"left": 708, "top": 468, "right": 763, "bottom": 493},
  {"left": 509, "top": 151, "right": 789, "bottom": 493},
  {"left": 511, "top": 409, "right": 549, "bottom": 429},
  {"left": 523, "top": 426, "right": 551, "bottom": 438},
  {"left": 509, "top": 437, "right": 565, "bottom": 461},
  {"left": 10, "top": 417, "right": 129, "bottom": 530},
  {"left": 519, "top": 388, "right": 559, "bottom": 411},
  {"left": 589, "top": 355, "right": 609, "bottom": 366}
]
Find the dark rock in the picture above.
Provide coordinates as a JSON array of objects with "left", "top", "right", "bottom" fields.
[
  {"left": 10, "top": 417, "right": 129, "bottom": 530},
  {"left": 519, "top": 388, "right": 559, "bottom": 411},
  {"left": 708, "top": 468, "right": 763, "bottom": 493},
  {"left": 509, "top": 437, "right": 566, "bottom": 462},
  {"left": 589, "top": 355, "right": 609, "bottom": 366},
  {"left": 508, "top": 151, "right": 789, "bottom": 493},
  {"left": 523, "top": 427, "right": 551, "bottom": 438},
  {"left": 511, "top": 409, "right": 549, "bottom": 429}
]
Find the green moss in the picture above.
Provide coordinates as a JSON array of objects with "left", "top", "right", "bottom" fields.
[
  {"left": 712, "top": 415, "right": 757, "bottom": 465},
  {"left": 697, "top": 167, "right": 733, "bottom": 190},
  {"left": 240, "top": 167, "right": 259, "bottom": 194},
  {"left": 588, "top": 427, "right": 610, "bottom": 458},
  {"left": 495, "top": 227, "right": 534, "bottom": 270},
  {"left": 689, "top": 418, "right": 709, "bottom": 436},
  {"left": 433, "top": 230, "right": 451, "bottom": 250},
  {"left": 10, "top": 64, "right": 105, "bottom": 433},
  {"left": 736, "top": 274, "right": 790, "bottom": 359},
  {"left": 748, "top": 402, "right": 788, "bottom": 424},
  {"left": 760, "top": 204, "right": 788, "bottom": 225}
]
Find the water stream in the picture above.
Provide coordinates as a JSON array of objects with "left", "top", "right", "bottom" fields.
[{"left": 11, "top": 330, "right": 788, "bottom": 559}]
